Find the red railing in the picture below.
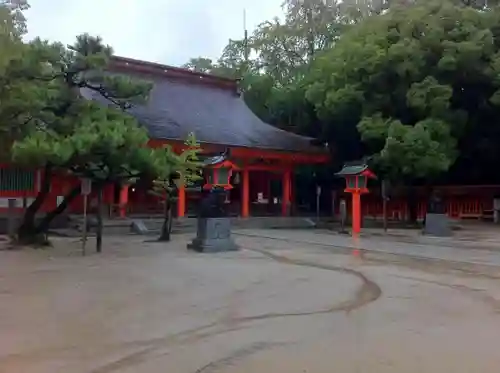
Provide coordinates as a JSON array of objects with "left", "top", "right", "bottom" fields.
[{"left": 357, "top": 197, "right": 493, "bottom": 220}]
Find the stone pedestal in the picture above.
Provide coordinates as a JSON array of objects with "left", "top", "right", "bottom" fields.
[
  {"left": 188, "top": 217, "right": 238, "bottom": 252},
  {"left": 424, "top": 213, "right": 451, "bottom": 237},
  {"left": 494, "top": 198, "right": 500, "bottom": 224}
]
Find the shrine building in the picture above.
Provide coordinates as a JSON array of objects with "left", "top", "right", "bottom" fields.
[{"left": 0, "top": 56, "right": 330, "bottom": 218}]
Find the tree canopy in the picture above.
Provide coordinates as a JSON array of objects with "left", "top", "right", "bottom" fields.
[
  {"left": 10, "top": 33, "right": 154, "bottom": 183},
  {"left": 0, "top": 2, "right": 203, "bottom": 245},
  {"left": 306, "top": 0, "right": 500, "bottom": 182},
  {"left": 0, "top": 0, "right": 49, "bottom": 159},
  {"left": 182, "top": 0, "right": 500, "bottom": 187}
]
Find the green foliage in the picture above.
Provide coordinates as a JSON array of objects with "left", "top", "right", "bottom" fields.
[
  {"left": 7, "top": 28, "right": 203, "bottom": 242},
  {"left": 0, "top": 2, "right": 57, "bottom": 161},
  {"left": 153, "top": 132, "right": 203, "bottom": 194},
  {"left": 253, "top": 1, "right": 343, "bottom": 83},
  {"left": 0, "top": 0, "right": 29, "bottom": 37},
  {"left": 10, "top": 33, "right": 155, "bottom": 184},
  {"left": 306, "top": 0, "right": 500, "bottom": 181},
  {"left": 149, "top": 134, "right": 202, "bottom": 242},
  {"left": 12, "top": 102, "right": 162, "bottom": 183},
  {"left": 180, "top": 0, "right": 379, "bottom": 145},
  {"left": 182, "top": 57, "right": 216, "bottom": 74}
]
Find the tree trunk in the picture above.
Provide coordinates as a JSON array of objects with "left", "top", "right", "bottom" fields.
[
  {"left": 95, "top": 186, "right": 103, "bottom": 253},
  {"left": 16, "top": 165, "right": 52, "bottom": 245},
  {"left": 168, "top": 204, "right": 173, "bottom": 237},
  {"left": 382, "top": 180, "right": 388, "bottom": 232},
  {"left": 34, "top": 184, "right": 81, "bottom": 235},
  {"left": 158, "top": 197, "right": 172, "bottom": 242}
]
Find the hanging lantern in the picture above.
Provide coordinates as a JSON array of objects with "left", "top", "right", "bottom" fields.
[
  {"left": 335, "top": 162, "right": 376, "bottom": 235},
  {"left": 203, "top": 158, "right": 240, "bottom": 190}
]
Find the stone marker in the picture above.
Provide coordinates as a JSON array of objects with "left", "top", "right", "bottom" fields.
[
  {"left": 131, "top": 220, "right": 149, "bottom": 235},
  {"left": 424, "top": 213, "right": 451, "bottom": 236},
  {"left": 424, "top": 193, "right": 451, "bottom": 237},
  {"left": 188, "top": 217, "right": 237, "bottom": 252}
]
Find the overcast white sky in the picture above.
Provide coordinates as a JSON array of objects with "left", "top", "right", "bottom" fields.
[{"left": 24, "top": 0, "right": 284, "bottom": 66}]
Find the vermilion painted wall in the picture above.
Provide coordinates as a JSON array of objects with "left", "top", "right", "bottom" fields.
[
  {"left": 0, "top": 167, "right": 115, "bottom": 215},
  {"left": 0, "top": 139, "right": 327, "bottom": 215}
]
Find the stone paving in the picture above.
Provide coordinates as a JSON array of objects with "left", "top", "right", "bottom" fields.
[
  {"left": 0, "top": 232, "right": 500, "bottom": 372},
  {"left": 234, "top": 228, "right": 500, "bottom": 267}
]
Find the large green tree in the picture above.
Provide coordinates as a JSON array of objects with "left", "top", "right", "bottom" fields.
[
  {"left": 9, "top": 34, "right": 159, "bottom": 245},
  {"left": 0, "top": 0, "right": 50, "bottom": 158},
  {"left": 306, "top": 0, "right": 500, "bottom": 214},
  {"left": 179, "top": 0, "right": 500, "bottom": 217}
]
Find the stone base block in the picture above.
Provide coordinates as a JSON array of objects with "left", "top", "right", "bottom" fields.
[
  {"left": 187, "top": 217, "right": 238, "bottom": 253},
  {"left": 187, "top": 238, "right": 238, "bottom": 253},
  {"left": 424, "top": 213, "right": 451, "bottom": 237}
]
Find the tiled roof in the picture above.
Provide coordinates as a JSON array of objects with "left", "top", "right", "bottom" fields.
[{"left": 84, "top": 56, "right": 325, "bottom": 153}]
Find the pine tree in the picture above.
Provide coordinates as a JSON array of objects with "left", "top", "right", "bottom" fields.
[{"left": 150, "top": 133, "right": 202, "bottom": 242}]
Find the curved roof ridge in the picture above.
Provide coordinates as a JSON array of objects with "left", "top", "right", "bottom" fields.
[
  {"left": 96, "top": 57, "right": 327, "bottom": 154},
  {"left": 110, "top": 56, "right": 239, "bottom": 93}
]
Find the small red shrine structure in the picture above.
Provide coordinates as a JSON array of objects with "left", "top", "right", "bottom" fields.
[
  {"left": 336, "top": 163, "right": 376, "bottom": 234},
  {"left": 0, "top": 56, "right": 330, "bottom": 218}
]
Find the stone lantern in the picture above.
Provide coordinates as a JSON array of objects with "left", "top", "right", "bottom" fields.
[{"left": 188, "top": 151, "right": 239, "bottom": 252}]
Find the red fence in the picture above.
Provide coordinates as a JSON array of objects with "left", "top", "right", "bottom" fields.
[
  {"left": 360, "top": 197, "right": 493, "bottom": 220},
  {"left": 335, "top": 185, "right": 500, "bottom": 220}
]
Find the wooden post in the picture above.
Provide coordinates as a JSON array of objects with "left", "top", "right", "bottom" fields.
[
  {"left": 382, "top": 180, "right": 388, "bottom": 233},
  {"left": 241, "top": 168, "right": 250, "bottom": 218},
  {"left": 81, "top": 178, "right": 91, "bottom": 256},
  {"left": 282, "top": 169, "right": 291, "bottom": 216},
  {"left": 82, "top": 194, "right": 88, "bottom": 256},
  {"left": 119, "top": 184, "right": 129, "bottom": 218},
  {"left": 339, "top": 199, "right": 347, "bottom": 233},
  {"left": 331, "top": 190, "right": 337, "bottom": 221},
  {"left": 316, "top": 185, "right": 321, "bottom": 224},
  {"left": 241, "top": 169, "right": 249, "bottom": 218},
  {"left": 352, "top": 192, "right": 361, "bottom": 234},
  {"left": 177, "top": 185, "right": 186, "bottom": 218},
  {"left": 96, "top": 187, "right": 103, "bottom": 253}
]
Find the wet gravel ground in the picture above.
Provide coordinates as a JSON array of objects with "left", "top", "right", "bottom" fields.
[{"left": 1, "top": 234, "right": 500, "bottom": 372}]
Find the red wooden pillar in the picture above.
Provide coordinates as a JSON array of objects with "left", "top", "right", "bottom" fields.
[
  {"left": 177, "top": 185, "right": 186, "bottom": 218},
  {"left": 282, "top": 169, "right": 291, "bottom": 216},
  {"left": 241, "top": 169, "right": 250, "bottom": 218},
  {"left": 103, "top": 184, "right": 114, "bottom": 205},
  {"left": 119, "top": 185, "right": 129, "bottom": 218},
  {"left": 352, "top": 191, "right": 361, "bottom": 234}
]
